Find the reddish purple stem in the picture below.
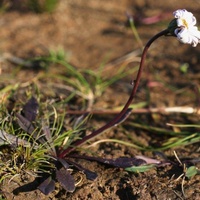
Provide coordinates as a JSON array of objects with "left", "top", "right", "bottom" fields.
[{"left": 58, "top": 29, "right": 170, "bottom": 158}]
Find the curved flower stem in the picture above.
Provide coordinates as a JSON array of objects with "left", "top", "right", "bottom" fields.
[{"left": 58, "top": 29, "right": 170, "bottom": 158}]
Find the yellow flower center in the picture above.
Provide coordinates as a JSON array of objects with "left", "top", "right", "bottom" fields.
[{"left": 182, "top": 18, "right": 188, "bottom": 29}]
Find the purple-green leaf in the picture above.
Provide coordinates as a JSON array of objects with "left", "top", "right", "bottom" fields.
[
  {"left": 42, "top": 125, "right": 56, "bottom": 155},
  {"left": 83, "top": 169, "right": 98, "bottom": 180},
  {"left": 22, "top": 96, "right": 39, "bottom": 122},
  {"left": 57, "top": 158, "right": 69, "bottom": 169},
  {"left": 16, "top": 113, "right": 35, "bottom": 134},
  {"left": 38, "top": 176, "right": 55, "bottom": 195},
  {"left": 69, "top": 155, "right": 146, "bottom": 168},
  {"left": 56, "top": 167, "right": 75, "bottom": 192},
  {"left": 66, "top": 159, "right": 98, "bottom": 181},
  {"left": 109, "top": 157, "right": 146, "bottom": 167}
]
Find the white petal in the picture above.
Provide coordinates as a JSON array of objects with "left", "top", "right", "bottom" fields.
[
  {"left": 176, "top": 29, "right": 190, "bottom": 43},
  {"left": 173, "top": 9, "right": 186, "bottom": 18},
  {"left": 188, "top": 29, "right": 200, "bottom": 46},
  {"left": 172, "top": 9, "right": 200, "bottom": 47},
  {"left": 185, "top": 15, "right": 196, "bottom": 27},
  {"left": 173, "top": 9, "right": 193, "bottom": 19},
  {"left": 174, "top": 28, "right": 179, "bottom": 36},
  {"left": 175, "top": 28, "right": 200, "bottom": 47},
  {"left": 189, "top": 29, "right": 200, "bottom": 38},
  {"left": 173, "top": 9, "right": 197, "bottom": 27}
]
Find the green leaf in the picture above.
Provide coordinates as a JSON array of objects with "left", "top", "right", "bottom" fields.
[
  {"left": 185, "top": 166, "right": 198, "bottom": 179},
  {"left": 179, "top": 63, "right": 189, "bottom": 74},
  {"left": 125, "top": 164, "right": 155, "bottom": 173}
]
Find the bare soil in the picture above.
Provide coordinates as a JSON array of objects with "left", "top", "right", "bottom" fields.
[{"left": 0, "top": 1, "right": 200, "bottom": 199}]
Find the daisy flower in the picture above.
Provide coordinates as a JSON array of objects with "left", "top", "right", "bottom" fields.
[{"left": 173, "top": 9, "right": 200, "bottom": 47}]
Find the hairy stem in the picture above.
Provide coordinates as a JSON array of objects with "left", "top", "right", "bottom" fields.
[{"left": 58, "top": 29, "right": 170, "bottom": 157}]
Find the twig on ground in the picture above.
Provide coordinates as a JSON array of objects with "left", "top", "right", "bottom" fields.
[{"left": 66, "top": 106, "right": 200, "bottom": 115}]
